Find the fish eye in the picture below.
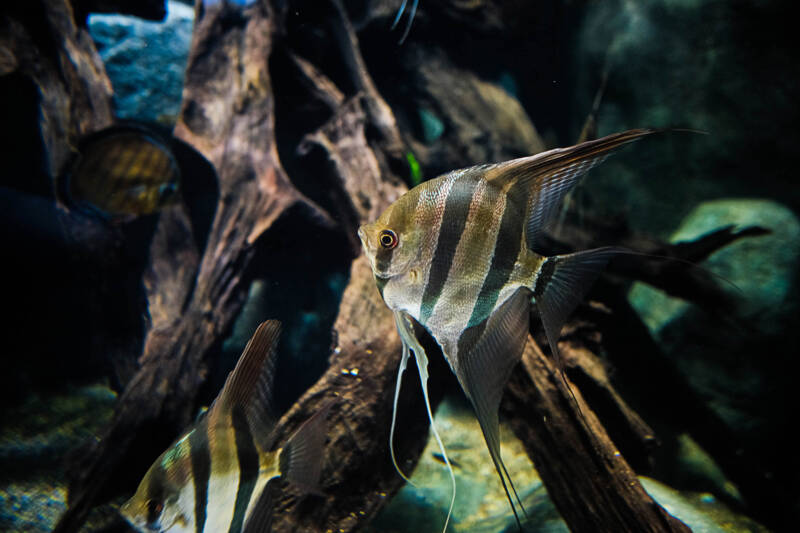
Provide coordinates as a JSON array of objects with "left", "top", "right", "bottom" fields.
[
  {"left": 146, "top": 499, "right": 164, "bottom": 523},
  {"left": 379, "top": 229, "right": 398, "bottom": 249}
]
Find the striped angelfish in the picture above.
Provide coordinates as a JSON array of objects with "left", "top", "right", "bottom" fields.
[
  {"left": 358, "top": 129, "right": 661, "bottom": 529},
  {"left": 59, "top": 123, "right": 181, "bottom": 220},
  {"left": 120, "top": 321, "right": 329, "bottom": 533}
]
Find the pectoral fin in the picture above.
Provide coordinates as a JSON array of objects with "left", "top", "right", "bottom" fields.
[
  {"left": 278, "top": 401, "right": 331, "bottom": 495},
  {"left": 453, "top": 288, "right": 531, "bottom": 527}
]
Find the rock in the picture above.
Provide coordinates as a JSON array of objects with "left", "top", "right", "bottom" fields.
[
  {"left": 631, "top": 199, "right": 800, "bottom": 336},
  {"left": 0, "top": 384, "right": 117, "bottom": 533},
  {"left": 628, "top": 198, "right": 799, "bottom": 451},
  {"left": 87, "top": 0, "right": 194, "bottom": 124},
  {"left": 365, "top": 395, "right": 553, "bottom": 533},
  {"left": 365, "top": 395, "right": 767, "bottom": 532},
  {"left": 639, "top": 477, "right": 768, "bottom": 533}
]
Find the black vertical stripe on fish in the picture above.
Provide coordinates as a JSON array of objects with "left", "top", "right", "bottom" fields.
[
  {"left": 375, "top": 245, "right": 393, "bottom": 274},
  {"left": 230, "top": 406, "right": 260, "bottom": 533},
  {"left": 144, "top": 461, "right": 167, "bottom": 524},
  {"left": 532, "top": 256, "right": 557, "bottom": 299},
  {"left": 188, "top": 425, "right": 211, "bottom": 533},
  {"left": 375, "top": 276, "right": 388, "bottom": 299},
  {"left": 465, "top": 186, "right": 525, "bottom": 330},
  {"left": 420, "top": 175, "right": 479, "bottom": 323}
]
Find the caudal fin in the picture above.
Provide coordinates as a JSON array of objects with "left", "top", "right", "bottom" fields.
[{"left": 532, "top": 247, "right": 621, "bottom": 372}]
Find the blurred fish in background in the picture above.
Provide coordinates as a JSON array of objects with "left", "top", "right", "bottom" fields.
[{"left": 57, "top": 122, "right": 181, "bottom": 221}]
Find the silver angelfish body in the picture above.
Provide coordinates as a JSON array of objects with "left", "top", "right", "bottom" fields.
[{"left": 358, "top": 129, "right": 659, "bottom": 529}]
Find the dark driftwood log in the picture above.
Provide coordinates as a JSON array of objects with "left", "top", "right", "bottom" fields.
[
  {"left": 268, "top": 255, "right": 449, "bottom": 532},
  {"left": 503, "top": 337, "right": 691, "bottom": 533},
  {"left": 56, "top": 1, "right": 325, "bottom": 531},
  {"left": 268, "top": 65, "right": 448, "bottom": 528},
  {"left": 0, "top": 0, "right": 113, "bottom": 191},
  {"left": 534, "top": 218, "right": 788, "bottom": 528},
  {"left": 547, "top": 215, "right": 770, "bottom": 313}
]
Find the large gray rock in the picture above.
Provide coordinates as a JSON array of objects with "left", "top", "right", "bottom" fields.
[
  {"left": 629, "top": 198, "right": 800, "bottom": 440},
  {"left": 365, "top": 396, "right": 557, "bottom": 533},
  {"left": 365, "top": 395, "right": 766, "bottom": 532},
  {"left": 88, "top": 0, "right": 194, "bottom": 123}
]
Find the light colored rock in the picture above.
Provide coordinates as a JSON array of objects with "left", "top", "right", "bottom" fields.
[
  {"left": 628, "top": 198, "right": 799, "bottom": 450},
  {"left": 641, "top": 477, "right": 768, "bottom": 533},
  {"left": 366, "top": 395, "right": 554, "bottom": 533},
  {"left": 88, "top": 0, "right": 194, "bottom": 124},
  {"left": 367, "top": 395, "right": 768, "bottom": 532},
  {"left": 630, "top": 198, "right": 800, "bottom": 336}
]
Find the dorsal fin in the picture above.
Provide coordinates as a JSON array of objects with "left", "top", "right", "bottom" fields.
[
  {"left": 212, "top": 320, "right": 282, "bottom": 444},
  {"left": 481, "top": 129, "right": 661, "bottom": 252}
]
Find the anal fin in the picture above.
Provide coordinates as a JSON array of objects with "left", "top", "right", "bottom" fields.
[
  {"left": 454, "top": 288, "right": 531, "bottom": 529},
  {"left": 242, "top": 484, "right": 274, "bottom": 533}
]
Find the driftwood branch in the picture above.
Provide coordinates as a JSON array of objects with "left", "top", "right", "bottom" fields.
[
  {"left": 266, "top": 50, "right": 447, "bottom": 529},
  {"left": 503, "top": 336, "right": 691, "bottom": 532},
  {"left": 548, "top": 213, "right": 770, "bottom": 313},
  {"left": 56, "top": 1, "right": 325, "bottom": 530},
  {"left": 0, "top": 0, "right": 113, "bottom": 192}
]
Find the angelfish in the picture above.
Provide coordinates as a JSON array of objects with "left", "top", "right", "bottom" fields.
[
  {"left": 358, "top": 129, "right": 660, "bottom": 528},
  {"left": 120, "top": 321, "right": 329, "bottom": 533},
  {"left": 58, "top": 123, "right": 181, "bottom": 220}
]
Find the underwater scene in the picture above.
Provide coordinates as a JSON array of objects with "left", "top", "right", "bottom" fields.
[{"left": 1, "top": 0, "right": 797, "bottom": 531}]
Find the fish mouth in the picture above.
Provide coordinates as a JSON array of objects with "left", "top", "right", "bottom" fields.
[{"left": 357, "top": 225, "right": 374, "bottom": 256}]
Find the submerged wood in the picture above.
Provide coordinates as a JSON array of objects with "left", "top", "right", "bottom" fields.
[
  {"left": 269, "top": 39, "right": 446, "bottom": 528},
  {"left": 503, "top": 336, "right": 691, "bottom": 533},
  {"left": 56, "top": 1, "right": 322, "bottom": 530},
  {"left": 267, "top": 255, "right": 446, "bottom": 532},
  {"left": 0, "top": 0, "right": 113, "bottom": 192}
]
